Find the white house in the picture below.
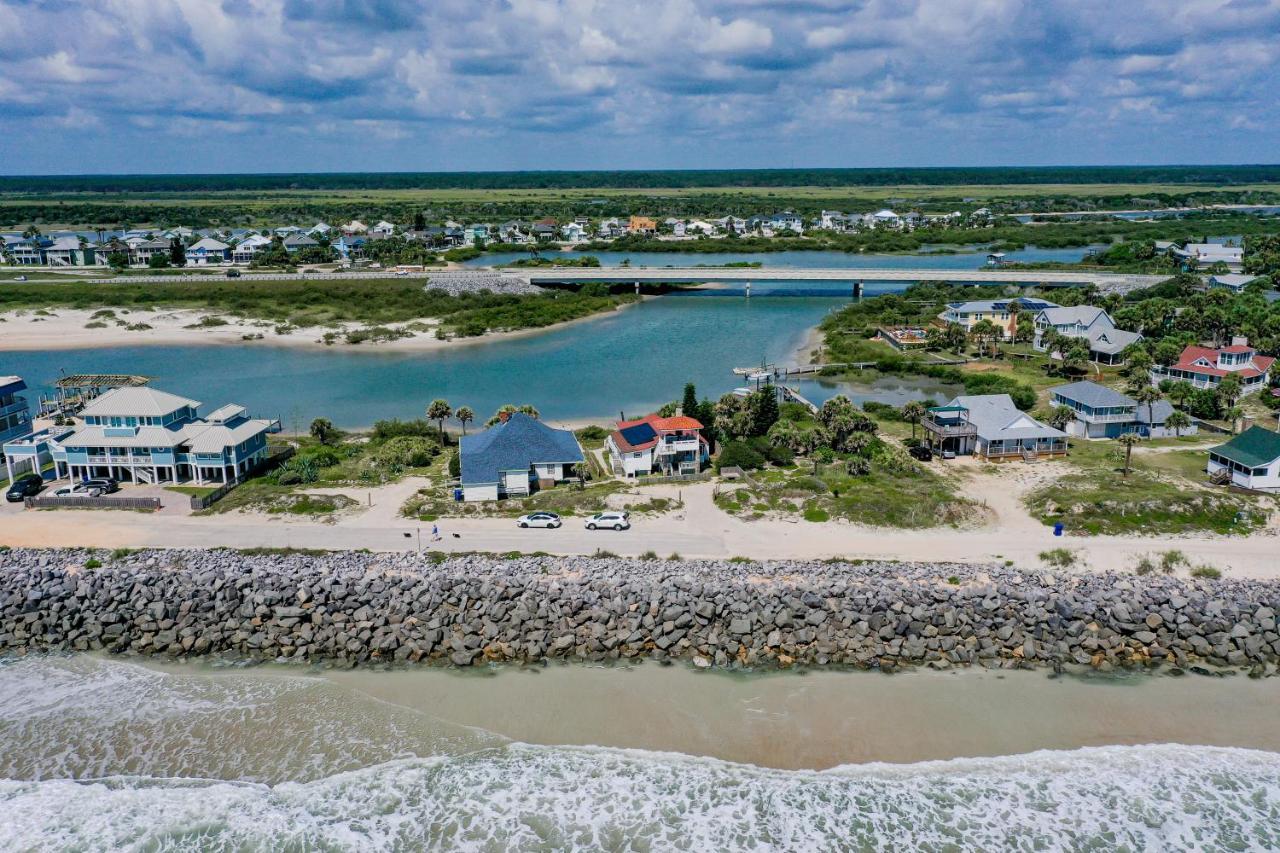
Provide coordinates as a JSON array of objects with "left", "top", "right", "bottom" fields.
[
  {"left": 342, "top": 220, "right": 368, "bottom": 235},
  {"left": 1173, "top": 243, "right": 1244, "bottom": 271},
  {"left": 1033, "top": 305, "right": 1143, "bottom": 364},
  {"left": 922, "top": 395, "right": 1068, "bottom": 460},
  {"left": 1151, "top": 338, "right": 1274, "bottom": 396},
  {"left": 232, "top": 234, "right": 273, "bottom": 264},
  {"left": 185, "top": 237, "right": 231, "bottom": 265},
  {"left": 1207, "top": 426, "right": 1280, "bottom": 492},
  {"left": 863, "top": 209, "right": 902, "bottom": 229},
  {"left": 561, "top": 222, "right": 587, "bottom": 242},
  {"left": 606, "top": 414, "right": 709, "bottom": 477},
  {"left": 371, "top": 220, "right": 396, "bottom": 237}
]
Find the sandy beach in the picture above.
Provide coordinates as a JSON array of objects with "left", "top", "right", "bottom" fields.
[{"left": 0, "top": 300, "right": 642, "bottom": 355}]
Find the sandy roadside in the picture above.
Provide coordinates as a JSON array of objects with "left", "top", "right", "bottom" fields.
[{"left": 0, "top": 299, "right": 642, "bottom": 355}]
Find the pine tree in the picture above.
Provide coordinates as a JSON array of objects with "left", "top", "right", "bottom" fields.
[{"left": 681, "top": 382, "right": 698, "bottom": 417}]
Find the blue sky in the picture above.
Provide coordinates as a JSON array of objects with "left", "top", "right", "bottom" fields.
[{"left": 1, "top": 0, "right": 1278, "bottom": 174}]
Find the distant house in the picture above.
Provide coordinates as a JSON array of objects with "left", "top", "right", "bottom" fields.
[
  {"left": 498, "top": 221, "right": 530, "bottom": 243},
  {"left": 863, "top": 209, "right": 902, "bottom": 229},
  {"left": 628, "top": 216, "right": 657, "bottom": 235},
  {"left": 1049, "top": 381, "right": 1195, "bottom": 439},
  {"left": 232, "top": 234, "right": 273, "bottom": 264},
  {"left": 606, "top": 414, "right": 709, "bottom": 477},
  {"left": 308, "top": 222, "right": 333, "bottom": 237},
  {"left": 458, "top": 412, "right": 584, "bottom": 501},
  {"left": 1033, "top": 305, "right": 1142, "bottom": 364},
  {"left": 282, "top": 233, "right": 320, "bottom": 254},
  {"left": 1151, "top": 338, "right": 1274, "bottom": 396},
  {"left": 939, "top": 298, "right": 1059, "bottom": 341},
  {"left": 765, "top": 211, "right": 804, "bottom": 233},
  {"left": 463, "top": 224, "right": 491, "bottom": 245},
  {"left": 596, "top": 218, "right": 625, "bottom": 238},
  {"left": 131, "top": 238, "right": 171, "bottom": 266},
  {"left": 531, "top": 222, "right": 558, "bottom": 241},
  {"left": 1208, "top": 273, "right": 1259, "bottom": 294},
  {"left": 44, "top": 236, "right": 89, "bottom": 267},
  {"left": 3, "top": 237, "right": 46, "bottom": 265},
  {"left": 1172, "top": 243, "right": 1243, "bottom": 271},
  {"left": 186, "top": 237, "right": 231, "bottom": 265},
  {"left": 342, "top": 220, "right": 368, "bottom": 235},
  {"left": 561, "top": 222, "right": 587, "bottom": 242},
  {"left": 371, "top": 220, "right": 396, "bottom": 237},
  {"left": 686, "top": 220, "right": 715, "bottom": 236},
  {"left": 711, "top": 215, "right": 747, "bottom": 234},
  {"left": 923, "top": 395, "right": 1067, "bottom": 460},
  {"left": 1208, "top": 426, "right": 1280, "bottom": 492}
]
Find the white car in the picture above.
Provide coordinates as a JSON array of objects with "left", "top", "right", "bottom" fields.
[
  {"left": 517, "top": 512, "right": 562, "bottom": 529},
  {"left": 51, "top": 484, "right": 102, "bottom": 498},
  {"left": 585, "top": 511, "right": 630, "bottom": 531}
]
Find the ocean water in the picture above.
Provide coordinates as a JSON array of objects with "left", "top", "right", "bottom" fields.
[{"left": 2, "top": 656, "right": 1279, "bottom": 852}]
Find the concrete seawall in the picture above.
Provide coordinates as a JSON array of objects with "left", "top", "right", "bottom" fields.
[{"left": 2, "top": 549, "right": 1278, "bottom": 673}]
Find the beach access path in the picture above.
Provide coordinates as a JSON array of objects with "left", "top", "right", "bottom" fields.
[{"left": 3, "top": 470, "right": 1278, "bottom": 578}]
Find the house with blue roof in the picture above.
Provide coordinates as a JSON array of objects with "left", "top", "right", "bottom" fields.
[{"left": 459, "top": 412, "right": 584, "bottom": 501}]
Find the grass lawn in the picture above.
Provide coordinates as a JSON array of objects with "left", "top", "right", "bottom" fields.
[
  {"left": 1025, "top": 435, "right": 1274, "bottom": 536},
  {"left": 402, "top": 471, "right": 630, "bottom": 521}
]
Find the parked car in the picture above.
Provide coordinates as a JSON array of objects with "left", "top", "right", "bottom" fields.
[
  {"left": 80, "top": 477, "right": 119, "bottom": 494},
  {"left": 51, "top": 484, "right": 103, "bottom": 498},
  {"left": 15, "top": 275, "right": 27, "bottom": 282},
  {"left": 585, "top": 511, "right": 630, "bottom": 531},
  {"left": 5, "top": 474, "right": 44, "bottom": 502},
  {"left": 225, "top": 268, "right": 241, "bottom": 278},
  {"left": 941, "top": 448, "right": 957, "bottom": 460},
  {"left": 517, "top": 512, "right": 562, "bottom": 529},
  {"left": 908, "top": 445, "right": 933, "bottom": 462}
]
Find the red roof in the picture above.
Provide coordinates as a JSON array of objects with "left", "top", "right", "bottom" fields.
[
  {"left": 611, "top": 413, "right": 706, "bottom": 453},
  {"left": 1171, "top": 345, "right": 1274, "bottom": 380}
]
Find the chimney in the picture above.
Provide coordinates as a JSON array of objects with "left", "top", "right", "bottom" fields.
[
  {"left": 1231, "top": 336, "right": 1249, "bottom": 348},
  {"left": 498, "top": 411, "right": 511, "bottom": 423}
]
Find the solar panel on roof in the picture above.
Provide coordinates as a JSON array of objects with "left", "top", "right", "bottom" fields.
[{"left": 619, "top": 423, "right": 657, "bottom": 446}]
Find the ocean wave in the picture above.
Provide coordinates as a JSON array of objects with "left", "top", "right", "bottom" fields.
[
  {"left": 0, "top": 656, "right": 496, "bottom": 783},
  {"left": 2, "top": 743, "right": 1277, "bottom": 852}
]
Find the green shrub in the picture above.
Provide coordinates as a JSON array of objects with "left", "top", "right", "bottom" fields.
[
  {"left": 1191, "top": 565, "right": 1222, "bottom": 579},
  {"left": 717, "top": 441, "right": 765, "bottom": 472},
  {"left": 448, "top": 451, "right": 461, "bottom": 478},
  {"left": 766, "top": 444, "right": 794, "bottom": 466},
  {"left": 1038, "top": 548, "right": 1077, "bottom": 569},
  {"left": 84, "top": 558, "right": 102, "bottom": 569},
  {"left": 370, "top": 436, "right": 439, "bottom": 469},
  {"left": 802, "top": 506, "right": 830, "bottom": 523},
  {"left": 1160, "top": 550, "right": 1189, "bottom": 574},
  {"left": 372, "top": 418, "right": 437, "bottom": 440},
  {"left": 1133, "top": 555, "right": 1157, "bottom": 575}
]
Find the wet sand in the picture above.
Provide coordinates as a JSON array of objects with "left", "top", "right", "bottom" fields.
[{"left": 318, "top": 663, "right": 1280, "bottom": 770}]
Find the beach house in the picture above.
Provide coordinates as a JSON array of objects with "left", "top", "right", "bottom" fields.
[
  {"left": 458, "top": 412, "right": 584, "bottom": 501},
  {"left": 922, "top": 395, "right": 1067, "bottom": 461},
  {"left": 1150, "top": 338, "right": 1274, "bottom": 396},
  {"left": 1172, "top": 243, "right": 1244, "bottom": 271},
  {"left": 48, "top": 387, "right": 279, "bottom": 486},
  {"left": 1208, "top": 274, "right": 1259, "bottom": 294},
  {"left": 186, "top": 237, "right": 231, "bottom": 265},
  {"left": 938, "top": 298, "right": 1059, "bottom": 340},
  {"left": 1207, "top": 426, "right": 1280, "bottom": 492},
  {"left": 1048, "top": 381, "right": 1195, "bottom": 439},
  {"left": 606, "top": 414, "right": 709, "bottom": 477},
  {"left": 0, "top": 376, "right": 34, "bottom": 450},
  {"left": 1033, "top": 305, "right": 1142, "bottom": 364}
]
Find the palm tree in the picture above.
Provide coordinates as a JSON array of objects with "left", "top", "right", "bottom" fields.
[
  {"left": 1164, "top": 410, "right": 1191, "bottom": 438},
  {"left": 1048, "top": 405, "right": 1077, "bottom": 432},
  {"left": 1061, "top": 343, "right": 1090, "bottom": 377},
  {"left": 1225, "top": 405, "right": 1244, "bottom": 435},
  {"left": 1134, "top": 386, "right": 1163, "bottom": 431},
  {"left": 455, "top": 406, "right": 474, "bottom": 435},
  {"left": 900, "top": 400, "right": 927, "bottom": 440},
  {"left": 1166, "top": 381, "right": 1193, "bottom": 410},
  {"left": 1117, "top": 432, "right": 1141, "bottom": 477},
  {"left": 426, "top": 399, "right": 452, "bottom": 442}
]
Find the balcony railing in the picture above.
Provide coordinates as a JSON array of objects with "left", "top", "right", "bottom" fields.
[
  {"left": 657, "top": 438, "right": 701, "bottom": 454},
  {"left": 923, "top": 418, "right": 977, "bottom": 437}
]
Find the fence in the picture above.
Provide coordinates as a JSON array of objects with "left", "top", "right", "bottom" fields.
[
  {"left": 188, "top": 446, "right": 296, "bottom": 510},
  {"left": 26, "top": 495, "right": 161, "bottom": 511},
  {"left": 634, "top": 472, "right": 713, "bottom": 486}
]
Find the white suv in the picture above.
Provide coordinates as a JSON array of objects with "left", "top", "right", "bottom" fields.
[{"left": 585, "top": 511, "right": 630, "bottom": 531}]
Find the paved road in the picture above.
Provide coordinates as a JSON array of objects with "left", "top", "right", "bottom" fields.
[
  {"left": 3, "top": 479, "right": 1278, "bottom": 578},
  {"left": 522, "top": 266, "right": 1168, "bottom": 289}
]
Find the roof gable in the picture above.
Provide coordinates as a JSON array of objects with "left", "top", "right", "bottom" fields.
[{"left": 1212, "top": 426, "right": 1280, "bottom": 468}]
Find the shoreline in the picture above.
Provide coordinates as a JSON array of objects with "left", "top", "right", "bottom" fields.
[{"left": 0, "top": 298, "right": 647, "bottom": 355}]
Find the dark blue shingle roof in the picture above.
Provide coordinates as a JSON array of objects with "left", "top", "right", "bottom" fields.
[{"left": 459, "top": 413, "right": 584, "bottom": 486}]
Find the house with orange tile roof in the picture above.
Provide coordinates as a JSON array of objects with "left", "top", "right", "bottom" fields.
[
  {"left": 606, "top": 413, "right": 709, "bottom": 477},
  {"left": 627, "top": 216, "right": 657, "bottom": 235},
  {"left": 1150, "top": 337, "right": 1274, "bottom": 396}
]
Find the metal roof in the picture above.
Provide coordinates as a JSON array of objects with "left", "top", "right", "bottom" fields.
[
  {"left": 80, "top": 387, "right": 199, "bottom": 419},
  {"left": 1211, "top": 426, "right": 1280, "bottom": 469},
  {"left": 459, "top": 413, "right": 584, "bottom": 486},
  {"left": 1049, "top": 381, "right": 1135, "bottom": 409}
]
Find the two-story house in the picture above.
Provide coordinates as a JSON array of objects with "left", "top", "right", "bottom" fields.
[
  {"left": 51, "top": 387, "right": 278, "bottom": 486},
  {"left": 1049, "top": 381, "right": 1193, "bottom": 439},
  {"left": 0, "top": 376, "right": 35, "bottom": 469},
  {"left": 186, "top": 237, "right": 231, "bottom": 265},
  {"left": 1151, "top": 338, "right": 1274, "bottom": 396},
  {"left": 1033, "top": 305, "right": 1143, "bottom": 364},
  {"left": 922, "top": 395, "right": 1067, "bottom": 461},
  {"left": 607, "top": 414, "right": 709, "bottom": 478},
  {"left": 938, "top": 298, "right": 1059, "bottom": 341}
]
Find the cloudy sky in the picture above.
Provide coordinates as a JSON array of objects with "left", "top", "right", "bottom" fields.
[{"left": 1, "top": 0, "right": 1278, "bottom": 174}]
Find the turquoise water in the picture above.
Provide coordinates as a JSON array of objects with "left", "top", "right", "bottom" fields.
[
  {"left": 7, "top": 293, "right": 952, "bottom": 429},
  {"left": 467, "top": 244, "right": 1099, "bottom": 270}
]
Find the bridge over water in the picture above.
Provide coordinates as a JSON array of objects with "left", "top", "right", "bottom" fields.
[{"left": 521, "top": 266, "right": 1166, "bottom": 292}]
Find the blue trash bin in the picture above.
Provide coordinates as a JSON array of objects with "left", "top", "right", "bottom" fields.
[
  {"left": 453, "top": 487, "right": 463, "bottom": 502},
  {"left": 1053, "top": 522, "right": 1064, "bottom": 537}
]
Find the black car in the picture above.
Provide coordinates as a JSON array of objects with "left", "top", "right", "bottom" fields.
[
  {"left": 225, "top": 268, "right": 242, "bottom": 278},
  {"left": 908, "top": 445, "right": 934, "bottom": 462},
  {"left": 5, "top": 473, "right": 44, "bottom": 502},
  {"left": 80, "top": 477, "right": 120, "bottom": 494}
]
